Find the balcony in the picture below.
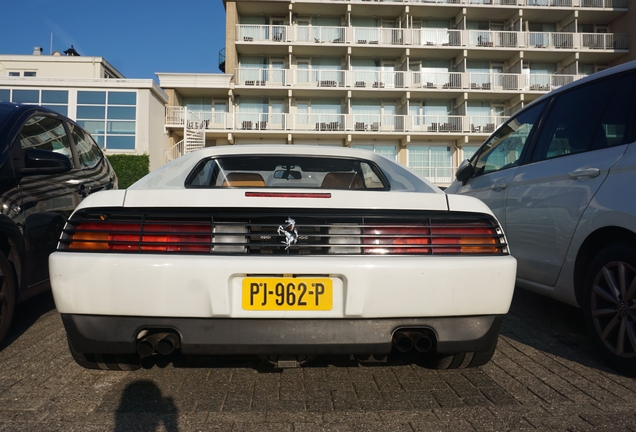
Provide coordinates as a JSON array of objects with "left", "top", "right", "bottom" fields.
[
  {"left": 165, "top": 108, "right": 509, "bottom": 134},
  {"left": 236, "top": 25, "right": 628, "bottom": 51},
  {"left": 293, "top": 0, "right": 628, "bottom": 7},
  {"left": 233, "top": 68, "right": 583, "bottom": 92}
]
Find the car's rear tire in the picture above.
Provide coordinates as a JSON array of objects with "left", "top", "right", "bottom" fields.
[
  {"left": 423, "top": 345, "right": 496, "bottom": 370},
  {"left": 68, "top": 342, "right": 141, "bottom": 371},
  {"left": 582, "top": 244, "right": 636, "bottom": 377},
  {"left": 0, "top": 252, "right": 16, "bottom": 345}
]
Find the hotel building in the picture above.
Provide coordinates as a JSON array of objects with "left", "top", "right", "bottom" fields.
[{"left": 160, "top": 0, "right": 634, "bottom": 186}]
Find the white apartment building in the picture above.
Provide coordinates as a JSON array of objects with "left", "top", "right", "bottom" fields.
[
  {"left": 0, "top": 49, "right": 169, "bottom": 171},
  {"left": 161, "top": 0, "right": 634, "bottom": 186}
]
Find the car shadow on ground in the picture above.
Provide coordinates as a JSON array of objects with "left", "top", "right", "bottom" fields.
[
  {"left": 0, "top": 290, "right": 56, "bottom": 352},
  {"left": 502, "top": 287, "right": 615, "bottom": 374}
]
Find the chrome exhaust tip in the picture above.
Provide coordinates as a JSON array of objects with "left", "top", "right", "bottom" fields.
[{"left": 393, "top": 331, "right": 414, "bottom": 352}]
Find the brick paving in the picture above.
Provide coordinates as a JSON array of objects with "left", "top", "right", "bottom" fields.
[{"left": 0, "top": 289, "right": 634, "bottom": 431}]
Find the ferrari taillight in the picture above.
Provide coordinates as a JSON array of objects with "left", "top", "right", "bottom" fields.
[
  {"left": 363, "top": 224, "right": 501, "bottom": 255},
  {"left": 65, "top": 222, "right": 212, "bottom": 252},
  {"left": 364, "top": 227, "right": 431, "bottom": 254},
  {"left": 430, "top": 226, "right": 500, "bottom": 254}
]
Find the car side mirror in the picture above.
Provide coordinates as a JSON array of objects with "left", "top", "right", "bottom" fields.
[
  {"left": 17, "top": 148, "right": 73, "bottom": 175},
  {"left": 455, "top": 159, "right": 475, "bottom": 185}
]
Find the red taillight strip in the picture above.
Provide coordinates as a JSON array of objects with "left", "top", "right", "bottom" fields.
[
  {"left": 63, "top": 221, "right": 214, "bottom": 252},
  {"left": 245, "top": 192, "right": 331, "bottom": 198},
  {"left": 362, "top": 224, "right": 502, "bottom": 255}
]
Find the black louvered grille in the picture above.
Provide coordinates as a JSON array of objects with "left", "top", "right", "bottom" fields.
[{"left": 58, "top": 208, "right": 508, "bottom": 256}]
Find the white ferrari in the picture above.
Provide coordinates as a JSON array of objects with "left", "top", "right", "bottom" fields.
[{"left": 50, "top": 145, "right": 516, "bottom": 370}]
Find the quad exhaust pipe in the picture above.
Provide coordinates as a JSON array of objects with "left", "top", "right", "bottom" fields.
[
  {"left": 392, "top": 330, "right": 434, "bottom": 353},
  {"left": 136, "top": 332, "right": 181, "bottom": 357}
]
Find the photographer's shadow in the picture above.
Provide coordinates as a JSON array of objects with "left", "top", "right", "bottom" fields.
[{"left": 114, "top": 380, "right": 178, "bottom": 432}]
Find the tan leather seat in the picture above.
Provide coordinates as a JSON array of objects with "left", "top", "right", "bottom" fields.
[
  {"left": 222, "top": 173, "right": 266, "bottom": 187},
  {"left": 320, "top": 172, "right": 364, "bottom": 189}
]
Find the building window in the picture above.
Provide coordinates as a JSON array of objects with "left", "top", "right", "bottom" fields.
[
  {"left": 0, "top": 89, "right": 68, "bottom": 115},
  {"left": 77, "top": 90, "right": 136, "bottom": 150},
  {"left": 41, "top": 90, "right": 68, "bottom": 115},
  {"left": 353, "top": 144, "right": 397, "bottom": 161},
  {"left": 407, "top": 145, "right": 453, "bottom": 184},
  {"left": 12, "top": 90, "right": 39, "bottom": 104},
  {"left": 6, "top": 71, "right": 36, "bottom": 77},
  {"left": 462, "top": 145, "right": 480, "bottom": 161}
]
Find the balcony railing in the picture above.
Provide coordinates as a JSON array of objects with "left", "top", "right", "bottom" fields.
[
  {"left": 292, "top": 0, "right": 628, "bottom": 7},
  {"left": 233, "top": 69, "right": 583, "bottom": 92},
  {"left": 294, "top": 114, "right": 347, "bottom": 131},
  {"left": 297, "top": 26, "right": 346, "bottom": 43},
  {"left": 468, "top": 31, "right": 628, "bottom": 50},
  {"left": 237, "top": 25, "right": 628, "bottom": 51},
  {"left": 296, "top": 70, "right": 347, "bottom": 88},
  {"left": 234, "top": 113, "right": 287, "bottom": 131},
  {"left": 412, "top": 29, "right": 462, "bottom": 46},
  {"left": 166, "top": 108, "right": 510, "bottom": 134},
  {"left": 235, "top": 68, "right": 288, "bottom": 86}
]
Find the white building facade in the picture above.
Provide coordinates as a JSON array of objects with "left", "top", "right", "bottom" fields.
[{"left": 161, "top": 0, "right": 634, "bottom": 186}]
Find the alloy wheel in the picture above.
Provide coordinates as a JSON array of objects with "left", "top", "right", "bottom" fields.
[{"left": 591, "top": 260, "right": 636, "bottom": 358}]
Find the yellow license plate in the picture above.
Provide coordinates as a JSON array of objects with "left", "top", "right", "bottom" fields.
[{"left": 242, "top": 277, "right": 333, "bottom": 311}]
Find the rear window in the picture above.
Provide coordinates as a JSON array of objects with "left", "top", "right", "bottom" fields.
[{"left": 185, "top": 156, "right": 389, "bottom": 190}]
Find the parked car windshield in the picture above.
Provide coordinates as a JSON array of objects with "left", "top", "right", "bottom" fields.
[{"left": 185, "top": 156, "right": 389, "bottom": 190}]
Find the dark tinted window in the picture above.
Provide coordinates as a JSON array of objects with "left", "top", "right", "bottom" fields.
[
  {"left": 19, "top": 115, "right": 74, "bottom": 168},
  {"left": 531, "top": 71, "right": 635, "bottom": 162},
  {"left": 594, "top": 71, "right": 636, "bottom": 148}
]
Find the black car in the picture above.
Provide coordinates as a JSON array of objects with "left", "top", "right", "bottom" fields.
[{"left": 0, "top": 102, "right": 117, "bottom": 343}]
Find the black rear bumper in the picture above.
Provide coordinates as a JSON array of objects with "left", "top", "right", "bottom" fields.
[{"left": 61, "top": 314, "right": 504, "bottom": 356}]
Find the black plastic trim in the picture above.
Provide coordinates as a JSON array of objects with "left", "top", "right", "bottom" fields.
[{"left": 61, "top": 314, "right": 504, "bottom": 356}]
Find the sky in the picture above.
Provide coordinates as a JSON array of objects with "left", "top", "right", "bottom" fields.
[{"left": 1, "top": 0, "right": 228, "bottom": 80}]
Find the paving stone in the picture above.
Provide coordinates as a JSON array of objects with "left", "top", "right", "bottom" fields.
[
  {"left": 0, "top": 289, "right": 635, "bottom": 431},
  {"left": 292, "top": 423, "right": 353, "bottom": 432}
]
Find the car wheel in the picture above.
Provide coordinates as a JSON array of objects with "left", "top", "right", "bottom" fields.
[
  {"left": 583, "top": 244, "right": 636, "bottom": 377},
  {"left": 0, "top": 252, "right": 16, "bottom": 344},
  {"left": 67, "top": 342, "right": 141, "bottom": 371}
]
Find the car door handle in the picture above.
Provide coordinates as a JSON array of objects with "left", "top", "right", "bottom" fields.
[
  {"left": 491, "top": 182, "right": 508, "bottom": 191},
  {"left": 568, "top": 167, "right": 600, "bottom": 179}
]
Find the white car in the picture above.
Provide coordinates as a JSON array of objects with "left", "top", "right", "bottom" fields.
[
  {"left": 446, "top": 61, "right": 636, "bottom": 377},
  {"left": 50, "top": 145, "right": 516, "bottom": 370}
]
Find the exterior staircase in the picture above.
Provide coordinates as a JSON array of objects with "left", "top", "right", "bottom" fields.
[{"left": 164, "top": 109, "right": 206, "bottom": 163}]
